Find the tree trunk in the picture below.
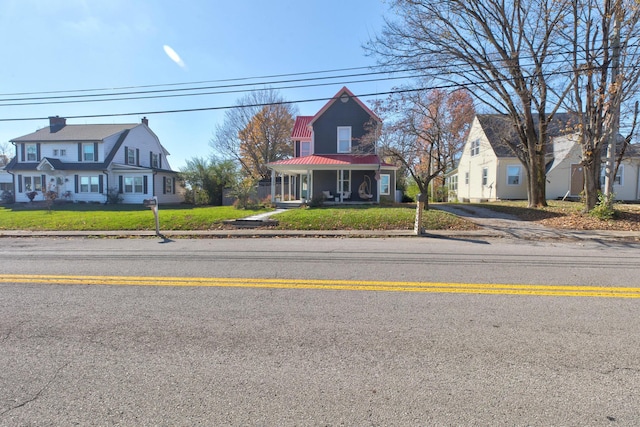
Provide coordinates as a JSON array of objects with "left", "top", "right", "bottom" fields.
[
  {"left": 529, "top": 151, "right": 547, "bottom": 208},
  {"left": 582, "top": 148, "right": 602, "bottom": 211}
]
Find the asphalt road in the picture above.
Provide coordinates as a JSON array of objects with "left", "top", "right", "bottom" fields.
[{"left": 1, "top": 237, "right": 640, "bottom": 425}]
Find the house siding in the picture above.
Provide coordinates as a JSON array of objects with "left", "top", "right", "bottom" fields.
[
  {"left": 312, "top": 97, "right": 374, "bottom": 154},
  {"left": 457, "top": 118, "right": 500, "bottom": 202},
  {"left": 8, "top": 119, "right": 182, "bottom": 204}
]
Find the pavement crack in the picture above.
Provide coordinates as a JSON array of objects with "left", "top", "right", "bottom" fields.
[{"left": 0, "top": 361, "right": 69, "bottom": 418}]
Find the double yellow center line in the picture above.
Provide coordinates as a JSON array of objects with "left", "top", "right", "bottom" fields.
[{"left": 1, "top": 274, "right": 639, "bottom": 298}]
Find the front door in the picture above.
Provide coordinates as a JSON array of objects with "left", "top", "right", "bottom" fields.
[{"left": 570, "top": 164, "right": 584, "bottom": 195}]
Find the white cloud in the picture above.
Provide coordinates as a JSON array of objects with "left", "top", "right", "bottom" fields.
[{"left": 163, "top": 45, "right": 186, "bottom": 69}]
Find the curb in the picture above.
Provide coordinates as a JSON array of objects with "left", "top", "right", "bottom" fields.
[{"left": 0, "top": 228, "right": 637, "bottom": 242}]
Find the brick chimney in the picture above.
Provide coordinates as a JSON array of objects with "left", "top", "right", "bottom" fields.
[
  {"left": 141, "top": 117, "right": 149, "bottom": 126},
  {"left": 49, "top": 116, "right": 66, "bottom": 133}
]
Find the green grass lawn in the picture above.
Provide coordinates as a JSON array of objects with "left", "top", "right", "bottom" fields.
[
  {"left": 0, "top": 203, "right": 271, "bottom": 231},
  {"left": 0, "top": 203, "right": 476, "bottom": 231},
  {"left": 273, "top": 205, "right": 478, "bottom": 231}
]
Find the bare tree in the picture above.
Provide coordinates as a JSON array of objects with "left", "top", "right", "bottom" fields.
[
  {"left": 367, "top": 0, "right": 573, "bottom": 207},
  {"left": 0, "top": 142, "right": 12, "bottom": 166},
  {"left": 210, "top": 89, "right": 297, "bottom": 180},
  {"left": 566, "top": 0, "right": 640, "bottom": 210},
  {"left": 377, "top": 89, "right": 475, "bottom": 209}
]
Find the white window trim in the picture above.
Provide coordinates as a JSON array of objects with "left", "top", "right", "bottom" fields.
[
  {"left": 337, "top": 126, "right": 352, "bottom": 153},
  {"left": 123, "top": 176, "right": 144, "bottom": 194},
  {"left": 83, "top": 143, "right": 95, "bottom": 162},
  {"left": 300, "top": 141, "right": 311, "bottom": 157},
  {"left": 26, "top": 143, "right": 37, "bottom": 162},
  {"left": 380, "top": 174, "right": 391, "bottom": 195},
  {"left": 470, "top": 139, "right": 480, "bottom": 157},
  {"left": 23, "top": 175, "right": 42, "bottom": 192},
  {"left": 337, "top": 170, "right": 351, "bottom": 195},
  {"left": 506, "top": 165, "right": 522, "bottom": 186},
  {"left": 601, "top": 164, "right": 624, "bottom": 186},
  {"left": 79, "top": 176, "right": 100, "bottom": 193},
  {"left": 127, "top": 148, "right": 136, "bottom": 165}
]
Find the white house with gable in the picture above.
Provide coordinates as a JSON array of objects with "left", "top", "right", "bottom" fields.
[{"left": 5, "top": 116, "right": 184, "bottom": 204}]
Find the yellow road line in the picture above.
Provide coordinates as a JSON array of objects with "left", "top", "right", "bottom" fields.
[{"left": 1, "top": 274, "right": 639, "bottom": 298}]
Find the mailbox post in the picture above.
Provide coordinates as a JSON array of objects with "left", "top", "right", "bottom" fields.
[{"left": 143, "top": 196, "right": 160, "bottom": 237}]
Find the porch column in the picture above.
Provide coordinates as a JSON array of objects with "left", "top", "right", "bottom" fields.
[
  {"left": 338, "top": 170, "right": 343, "bottom": 202},
  {"left": 280, "top": 173, "right": 284, "bottom": 202},
  {"left": 270, "top": 169, "right": 276, "bottom": 202},
  {"left": 307, "top": 169, "right": 311, "bottom": 202}
]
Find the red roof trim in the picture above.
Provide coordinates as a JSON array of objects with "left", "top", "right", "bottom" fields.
[{"left": 308, "top": 86, "right": 382, "bottom": 127}]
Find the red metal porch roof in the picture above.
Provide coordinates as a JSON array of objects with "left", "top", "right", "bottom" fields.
[{"left": 269, "top": 154, "right": 394, "bottom": 167}]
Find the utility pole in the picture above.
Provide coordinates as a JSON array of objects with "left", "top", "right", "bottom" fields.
[{"left": 604, "top": 0, "right": 622, "bottom": 198}]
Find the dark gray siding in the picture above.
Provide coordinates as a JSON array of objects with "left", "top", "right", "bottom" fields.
[
  {"left": 312, "top": 97, "right": 375, "bottom": 154},
  {"left": 313, "top": 170, "right": 336, "bottom": 198}
]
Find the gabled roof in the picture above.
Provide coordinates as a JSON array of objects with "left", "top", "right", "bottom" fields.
[
  {"left": 308, "top": 86, "right": 382, "bottom": 127},
  {"left": 291, "top": 116, "right": 313, "bottom": 141},
  {"left": 11, "top": 123, "right": 139, "bottom": 142},
  {"left": 476, "top": 113, "right": 580, "bottom": 158}
]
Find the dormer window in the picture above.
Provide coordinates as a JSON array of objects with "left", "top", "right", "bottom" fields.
[
  {"left": 83, "top": 143, "right": 95, "bottom": 161},
  {"left": 127, "top": 148, "right": 136, "bottom": 165},
  {"left": 337, "top": 126, "right": 351, "bottom": 153},
  {"left": 26, "top": 144, "right": 38, "bottom": 161}
]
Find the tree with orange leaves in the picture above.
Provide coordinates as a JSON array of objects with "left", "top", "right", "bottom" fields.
[{"left": 376, "top": 89, "right": 475, "bottom": 209}]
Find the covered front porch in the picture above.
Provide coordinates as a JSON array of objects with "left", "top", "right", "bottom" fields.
[{"left": 267, "top": 154, "right": 398, "bottom": 206}]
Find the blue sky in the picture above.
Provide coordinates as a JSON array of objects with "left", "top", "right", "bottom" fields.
[{"left": 0, "top": 0, "right": 400, "bottom": 169}]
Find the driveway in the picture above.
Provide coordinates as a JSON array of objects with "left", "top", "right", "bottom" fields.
[{"left": 433, "top": 203, "right": 638, "bottom": 241}]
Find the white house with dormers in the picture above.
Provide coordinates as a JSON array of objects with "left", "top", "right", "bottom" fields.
[{"left": 5, "top": 116, "right": 183, "bottom": 204}]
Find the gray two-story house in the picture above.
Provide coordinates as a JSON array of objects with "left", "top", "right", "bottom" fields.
[{"left": 267, "top": 87, "right": 397, "bottom": 203}]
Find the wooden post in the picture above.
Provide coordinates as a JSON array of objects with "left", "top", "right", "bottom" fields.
[{"left": 414, "top": 193, "right": 425, "bottom": 235}]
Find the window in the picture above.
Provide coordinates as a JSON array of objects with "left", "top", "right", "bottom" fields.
[
  {"left": 338, "top": 170, "right": 351, "bottom": 193},
  {"left": 26, "top": 144, "right": 37, "bottom": 161},
  {"left": 380, "top": 174, "right": 391, "bottom": 195},
  {"left": 151, "top": 153, "right": 159, "bottom": 168},
  {"left": 24, "top": 175, "right": 42, "bottom": 192},
  {"left": 507, "top": 165, "right": 521, "bottom": 185},
  {"left": 53, "top": 149, "right": 59, "bottom": 156},
  {"left": 165, "top": 177, "right": 173, "bottom": 194},
  {"left": 465, "top": 172, "right": 469, "bottom": 185},
  {"left": 124, "top": 176, "right": 144, "bottom": 193},
  {"left": 83, "top": 143, "right": 95, "bottom": 161},
  {"left": 300, "top": 141, "right": 311, "bottom": 157},
  {"left": 482, "top": 168, "right": 488, "bottom": 186},
  {"left": 600, "top": 164, "right": 623, "bottom": 186},
  {"left": 447, "top": 175, "right": 458, "bottom": 192},
  {"left": 470, "top": 139, "right": 480, "bottom": 157},
  {"left": 80, "top": 176, "right": 100, "bottom": 193},
  {"left": 127, "top": 148, "right": 136, "bottom": 165},
  {"left": 337, "top": 127, "right": 351, "bottom": 153}
]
